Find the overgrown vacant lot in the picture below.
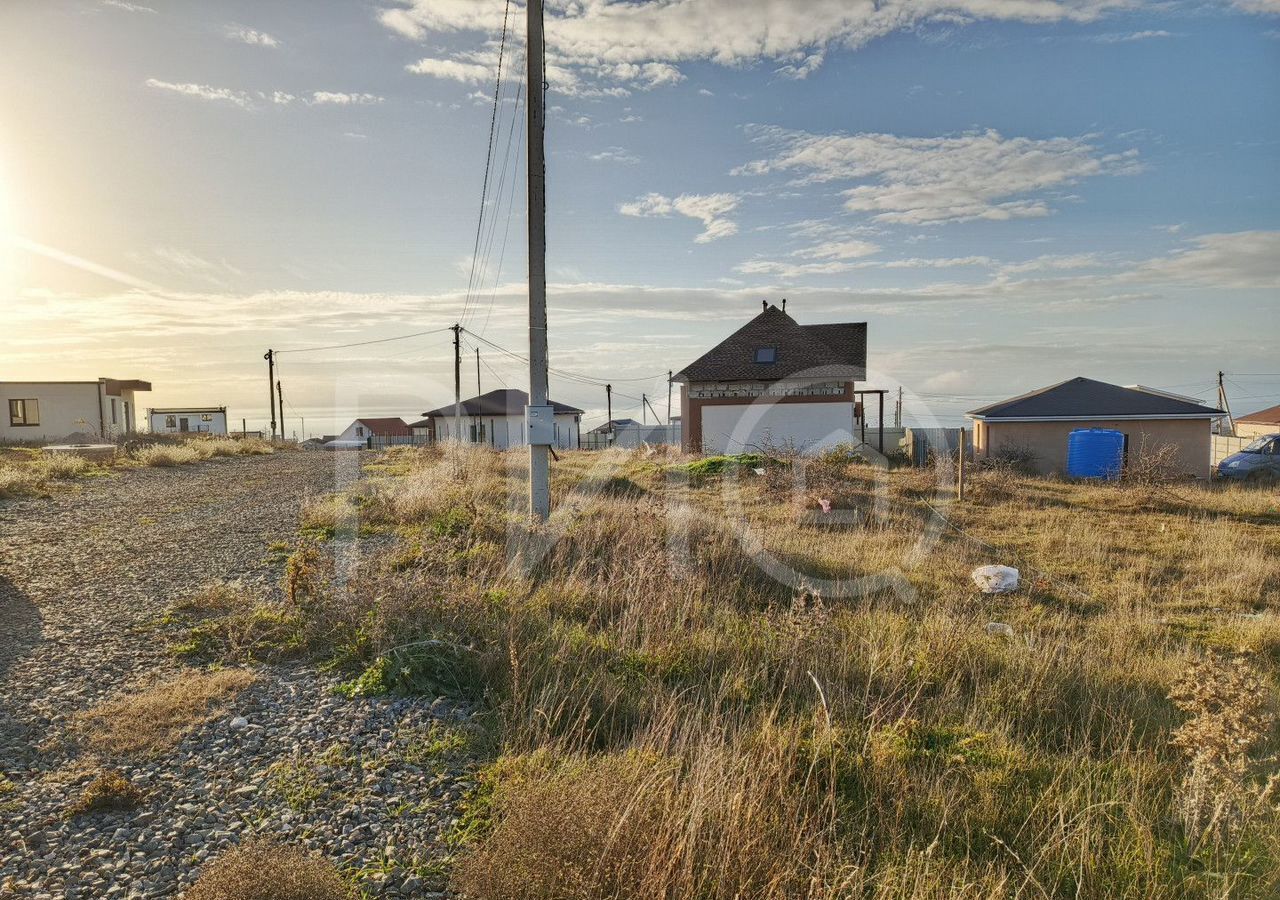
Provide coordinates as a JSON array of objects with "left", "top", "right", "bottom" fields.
[
  {"left": 0, "top": 436, "right": 274, "bottom": 499},
  {"left": 234, "top": 445, "right": 1278, "bottom": 899}
]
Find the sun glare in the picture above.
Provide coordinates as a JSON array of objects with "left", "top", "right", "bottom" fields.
[{"left": 0, "top": 160, "right": 14, "bottom": 294}]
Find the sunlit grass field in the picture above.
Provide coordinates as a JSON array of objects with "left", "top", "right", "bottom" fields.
[{"left": 195, "top": 444, "right": 1280, "bottom": 899}]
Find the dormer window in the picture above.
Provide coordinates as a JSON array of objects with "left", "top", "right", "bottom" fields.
[{"left": 755, "top": 347, "right": 777, "bottom": 364}]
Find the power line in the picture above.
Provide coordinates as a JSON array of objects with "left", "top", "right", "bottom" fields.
[
  {"left": 274, "top": 327, "right": 452, "bottom": 355},
  {"left": 478, "top": 76, "right": 526, "bottom": 338},
  {"left": 461, "top": 0, "right": 514, "bottom": 327}
]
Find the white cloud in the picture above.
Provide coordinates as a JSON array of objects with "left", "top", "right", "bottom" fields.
[
  {"left": 792, "top": 239, "right": 880, "bottom": 260},
  {"left": 376, "top": 0, "right": 1131, "bottom": 91},
  {"left": 227, "top": 27, "right": 281, "bottom": 48},
  {"left": 406, "top": 58, "right": 493, "bottom": 83},
  {"left": 737, "top": 126, "right": 1141, "bottom": 225},
  {"left": 145, "top": 79, "right": 254, "bottom": 108},
  {"left": 1091, "top": 29, "right": 1173, "bottom": 42},
  {"left": 102, "top": 0, "right": 155, "bottom": 12},
  {"left": 308, "top": 92, "right": 384, "bottom": 106},
  {"left": 1231, "top": 0, "right": 1280, "bottom": 13},
  {"left": 145, "top": 80, "right": 383, "bottom": 111},
  {"left": 619, "top": 193, "right": 740, "bottom": 243},
  {"left": 589, "top": 147, "right": 640, "bottom": 165},
  {"left": 1133, "top": 231, "right": 1280, "bottom": 289}
]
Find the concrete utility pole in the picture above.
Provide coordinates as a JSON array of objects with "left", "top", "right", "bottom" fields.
[
  {"left": 526, "top": 0, "right": 551, "bottom": 521},
  {"left": 264, "top": 350, "right": 276, "bottom": 441},
  {"left": 667, "top": 370, "right": 673, "bottom": 430},
  {"left": 1217, "top": 371, "right": 1235, "bottom": 436},
  {"left": 277, "top": 381, "right": 284, "bottom": 441},
  {"left": 895, "top": 386, "right": 903, "bottom": 428},
  {"left": 452, "top": 324, "right": 462, "bottom": 443},
  {"left": 476, "top": 348, "right": 482, "bottom": 398},
  {"left": 606, "top": 384, "right": 612, "bottom": 443},
  {"left": 641, "top": 393, "right": 646, "bottom": 425}
]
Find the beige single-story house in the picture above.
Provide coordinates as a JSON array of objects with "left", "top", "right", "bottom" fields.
[
  {"left": 0, "top": 378, "right": 151, "bottom": 443},
  {"left": 1234, "top": 404, "right": 1280, "bottom": 439},
  {"left": 967, "top": 377, "right": 1225, "bottom": 478},
  {"left": 672, "top": 301, "right": 867, "bottom": 455}
]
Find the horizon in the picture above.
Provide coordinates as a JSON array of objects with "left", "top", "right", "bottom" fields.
[{"left": 2, "top": 0, "right": 1278, "bottom": 437}]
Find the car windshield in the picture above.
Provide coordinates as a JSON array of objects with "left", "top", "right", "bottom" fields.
[{"left": 1242, "top": 437, "right": 1274, "bottom": 453}]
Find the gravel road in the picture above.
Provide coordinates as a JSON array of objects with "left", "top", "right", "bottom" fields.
[{"left": 0, "top": 452, "right": 472, "bottom": 899}]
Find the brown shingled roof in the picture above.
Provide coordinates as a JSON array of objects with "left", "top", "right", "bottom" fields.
[
  {"left": 354, "top": 417, "right": 411, "bottom": 436},
  {"left": 674, "top": 304, "right": 866, "bottom": 383},
  {"left": 1237, "top": 403, "right": 1280, "bottom": 425}
]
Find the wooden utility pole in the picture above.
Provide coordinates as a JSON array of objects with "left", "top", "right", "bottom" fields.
[
  {"left": 957, "top": 427, "right": 966, "bottom": 501},
  {"left": 451, "top": 324, "right": 462, "bottom": 443},
  {"left": 476, "top": 348, "right": 482, "bottom": 398},
  {"left": 263, "top": 349, "right": 276, "bottom": 441},
  {"left": 276, "top": 380, "right": 284, "bottom": 441},
  {"left": 527, "top": 0, "right": 551, "bottom": 521}
]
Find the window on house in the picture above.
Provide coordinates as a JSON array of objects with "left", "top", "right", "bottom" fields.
[
  {"left": 755, "top": 347, "right": 777, "bottom": 364},
  {"left": 165, "top": 415, "right": 177, "bottom": 428},
  {"left": 201, "top": 413, "right": 213, "bottom": 422},
  {"left": 111, "top": 399, "right": 118, "bottom": 424},
  {"left": 8, "top": 398, "right": 39, "bottom": 426},
  {"left": 356, "top": 426, "right": 365, "bottom": 437}
]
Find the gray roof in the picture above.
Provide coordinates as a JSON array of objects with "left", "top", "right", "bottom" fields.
[
  {"left": 968, "top": 377, "right": 1226, "bottom": 420},
  {"left": 422, "top": 388, "right": 583, "bottom": 418},
  {"left": 674, "top": 304, "right": 866, "bottom": 383}
]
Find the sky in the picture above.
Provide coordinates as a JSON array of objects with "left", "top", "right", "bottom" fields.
[{"left": 1, "top": 0, "right": 1278, "bottom": 435}]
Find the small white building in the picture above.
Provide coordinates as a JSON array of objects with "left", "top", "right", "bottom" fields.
[
  {"left": 148, "top": 407, "right": 229, "bottom": 436},
  {"left": 0, "top": 378, "right": 151, "bottom": 443},
  {"left": 422, "top": 389, "right": 582, "bottom": 450}
]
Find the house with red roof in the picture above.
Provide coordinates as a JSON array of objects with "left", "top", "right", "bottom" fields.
[
  {"left": 1234, "top": 404, "right": 1280, "bottom": 439},
  {"left": 333, "top": 417, "right": 411, "bottom": 445}
]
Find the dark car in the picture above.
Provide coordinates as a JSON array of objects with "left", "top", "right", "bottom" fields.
[{"left": 1215, "top": 433, "right": 1280, "bottom": 483}]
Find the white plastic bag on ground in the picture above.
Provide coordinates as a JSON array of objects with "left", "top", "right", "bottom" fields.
[{"left": 971, "top": 565, "right": 1020, "bottom": 594}]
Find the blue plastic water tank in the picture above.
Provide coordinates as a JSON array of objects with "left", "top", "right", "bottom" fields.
[{"left": 1066, "top": 428, "right": 1125, "bottom": 479}]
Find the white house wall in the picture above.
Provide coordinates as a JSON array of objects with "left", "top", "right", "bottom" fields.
[
  {"left": 149, "top": 411, "right": 228, "bottom": 435},
  {"left": 1, "top": 382, "right": 105, "bottom": 443},
  {"left": 700, "top": 401, "right": 857, "bottom": 455},
  {"left": 434, "top": 414, "right": 579, "bottom": 450}
]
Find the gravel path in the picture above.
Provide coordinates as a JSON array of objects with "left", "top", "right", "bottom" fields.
[{"left": 0, "top": 452, "right": 472, "bottom": 899}]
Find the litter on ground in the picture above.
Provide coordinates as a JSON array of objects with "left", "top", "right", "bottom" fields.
[{"left": 971, "top": 565, "right": 1020, "bottom": 594}]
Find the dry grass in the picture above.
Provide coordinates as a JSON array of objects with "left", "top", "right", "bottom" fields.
[
  {"left": 0, "top": 451, "right": 99, "bottom": 497},
  {"left": 208, "top": 447, "right": 1280, "bottom": 898},
  {"left": 65, "top": 769, "right": 143, "bottom": 818},
  {"left": 185, "top": 841, "right": 352, "bottom": 900},
  {"left": 73, "top": 667, "right": 256, "bottom": 756},
  {"left": 131, "top": 444, "right": 204, "bottom": 467}
]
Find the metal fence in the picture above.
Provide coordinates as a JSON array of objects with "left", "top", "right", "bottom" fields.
[
  {"left": 904, "top": 427, "right": 972, "bottom": 466},
  {"left": 1211, "top": 434, "right": 1251, "bottom": 467},
  {"left": 366, "top": 435, "right": 433, "bottom": 451},
  {"left": 582, "top": 422, "right": 682, "bottom": 450}
]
